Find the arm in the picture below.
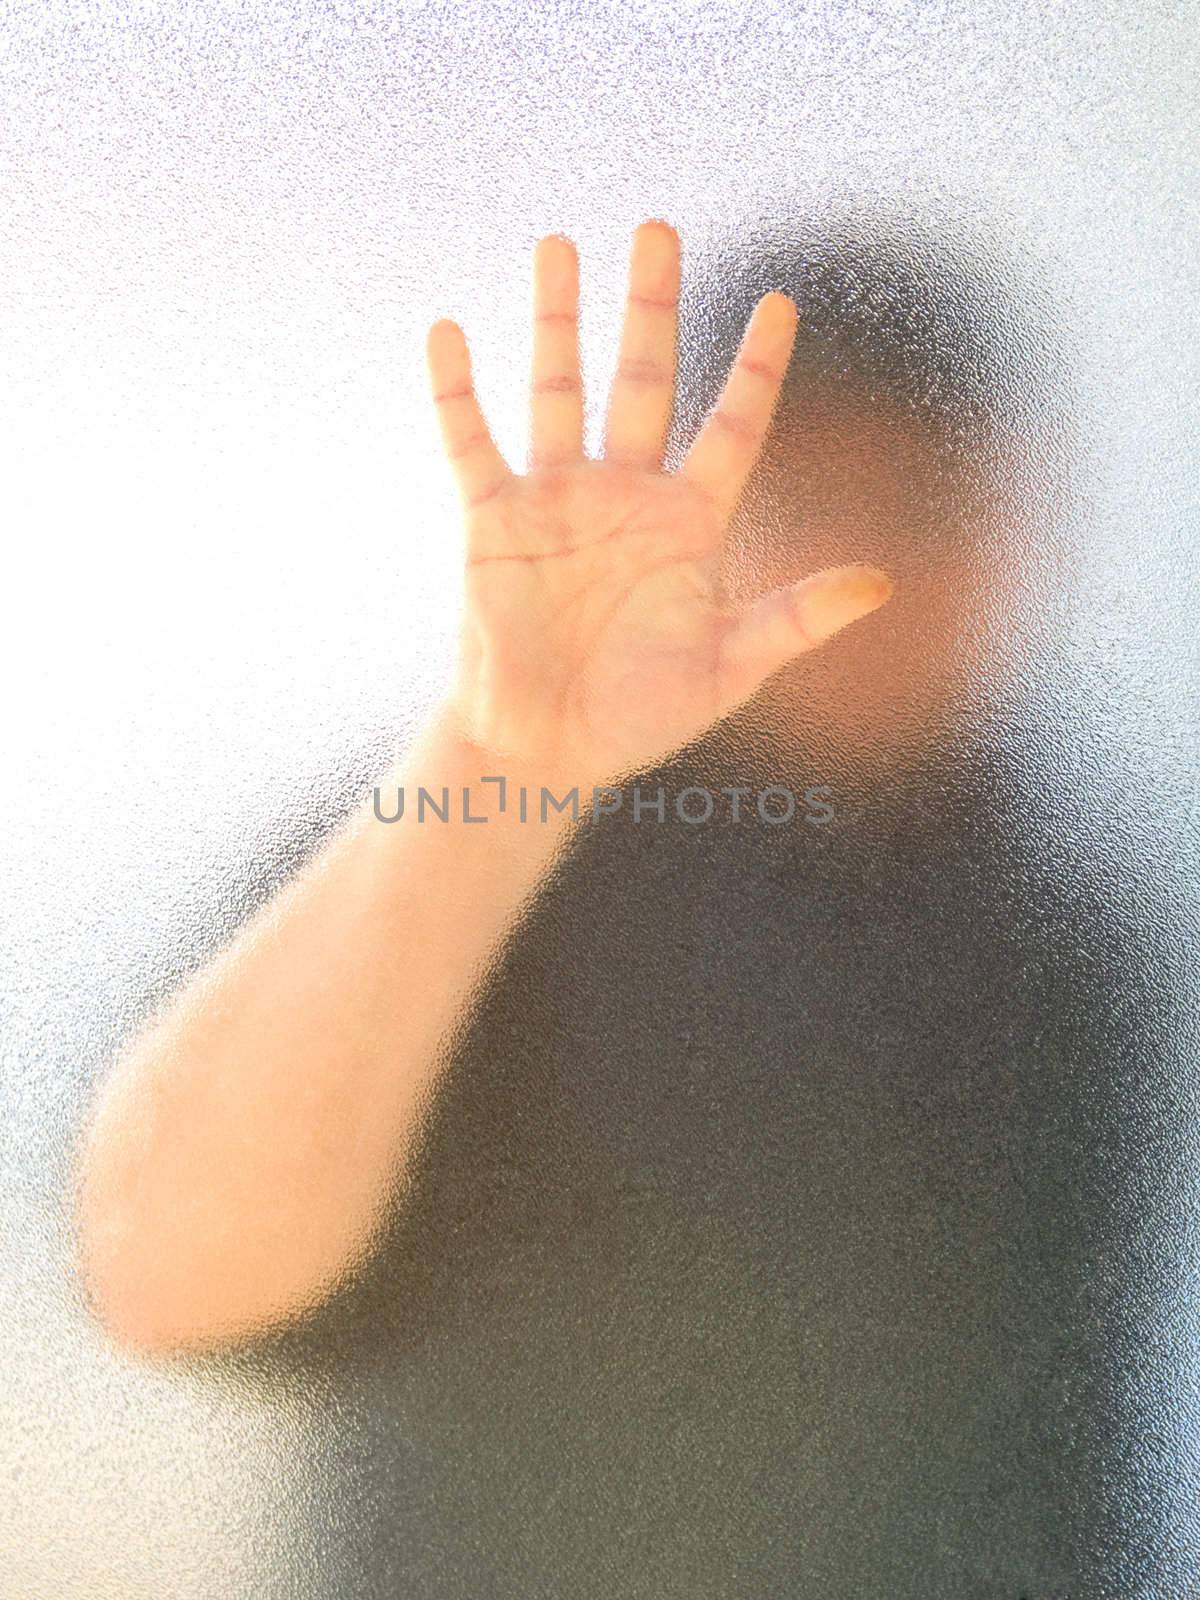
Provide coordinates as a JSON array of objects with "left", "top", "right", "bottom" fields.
[
  {"left": 73, "top": 220, "right": 893, "bottom": 1356},
  {"left": 74, "top": 710, "right": 582, "bottom": 1357}
]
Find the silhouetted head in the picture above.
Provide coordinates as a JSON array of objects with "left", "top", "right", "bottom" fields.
[{"left": 669, "top": 204, "right": 1075, "bottom": 796}]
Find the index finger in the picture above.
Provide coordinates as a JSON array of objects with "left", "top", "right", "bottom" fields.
[
  {"left": 676, "top": 292, "right": 798, "bottom": 528},
  {"left": 426, "top": 318, "right": 515, "bottom": 513}
]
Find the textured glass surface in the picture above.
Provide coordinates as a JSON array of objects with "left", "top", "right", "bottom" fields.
[{"left": 2, "top": 2, "right": 1198, "bottom": 1596}]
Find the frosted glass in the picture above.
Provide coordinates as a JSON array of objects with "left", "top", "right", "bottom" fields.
[{"left": 1, "top": 2, "right": 1197, "bottom": 1595}]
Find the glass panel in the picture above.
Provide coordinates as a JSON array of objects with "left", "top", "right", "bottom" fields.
[{"left": 2, "top": 4, "right": 1196, "bottom": 1595}]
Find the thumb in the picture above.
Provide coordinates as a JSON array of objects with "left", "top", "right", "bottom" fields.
[{"left": 717, "top": 562, "right": 893, "bottom": 711}]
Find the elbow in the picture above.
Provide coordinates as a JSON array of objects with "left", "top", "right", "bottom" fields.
[
  {"left": 72, "top": 1070, "right": 211, "bottom": 1357},
  {"left": 74, "top": 1152, "right": 204, "bottom": 1358},
  {"left": 79, "top": 1256, "right": 192, "bottom": 1360},
  {"left": 78, "top": 1224, "right": 360, "bottom": 1360},
  {"left": 73, "top": 1075, "right": 392, "bottom": 1357},
  {"left": 73, "top": 1138, "right": 371, "bottom": 1359},
  {"left": 72, "top": 1086, "right": 245, "bottom": 1355},
  {"left": 72, "top": 1130, "right": 253, "bottom": 1359},
  {"left": 76, "top": 1196, "right": 290, "bottom": 1359}
]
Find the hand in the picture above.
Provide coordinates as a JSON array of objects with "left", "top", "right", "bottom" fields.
[{"left": 426, "top": 220, "right": 893, "bottom": 791}]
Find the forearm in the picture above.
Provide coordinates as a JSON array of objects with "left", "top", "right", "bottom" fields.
[{"left": 74, "top": 702, "right": 580, "bottom": 1355}]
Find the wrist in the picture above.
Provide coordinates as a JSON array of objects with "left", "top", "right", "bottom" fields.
[
  {"left": 422, "top": 699, "right": 611, "bottom": 823},
  {"left": 386, "top": 700, "right": 589, "bottom": 843}
]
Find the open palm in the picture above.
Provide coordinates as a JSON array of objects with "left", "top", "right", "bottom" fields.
[{"left": 427, "top": 221, "right": 892, "bottom": 790}]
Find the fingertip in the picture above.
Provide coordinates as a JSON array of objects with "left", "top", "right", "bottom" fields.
[
  {"left": 537, "top": 231, "right": 578, "bottom": 258},
  {"left": 854, "top": 563, "right": 895, "bottom": 606},
  {"left": 801, "top": 563, "right": 894, "bottom": 643},
  {"left": 427, "top": 318, "right": 463, "bottom": 354},
  {"left": 639, "top": 217, "right": 680, "bottom": 243}
]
